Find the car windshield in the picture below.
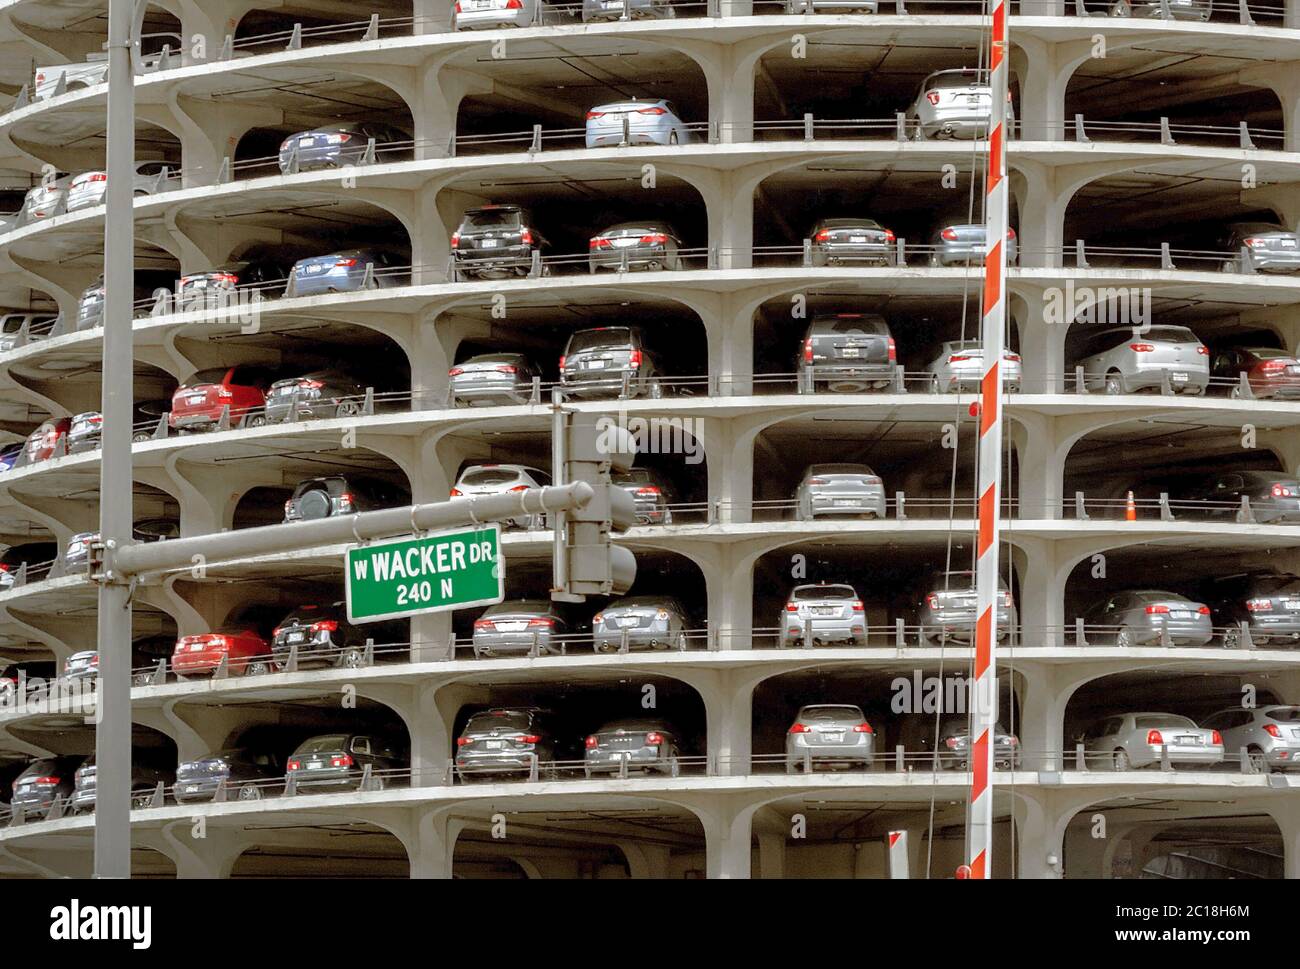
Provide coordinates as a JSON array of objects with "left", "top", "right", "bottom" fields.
[
  {"left": 296, "top": 735, "right": 349, "bottom": 754},
  {"left": 817, "top": 219, "right": 881, "bottom": 230},
  {"left": 464, "top": 209, "right": 521, "bottom": 228},
  {"left": 614, "top": 469, "right": 655, "bottom": 484},
  {"left": 567, "top": 329, "right": 631, "bottom": 353},
  {"left": 466, "top": 710, "right": 533, "bottom": 732},
  {"left": 792, "top": 585, "right": 856, "bottom": 600},
  {"left": 465, "top": 354, "right": 521, "bottom": 365},
  {"left": 1134, "top": 715, "right": 1196, "bottom": 729},
  {"left": 460, "top": 467, "right": 522, "bottom": 486}
]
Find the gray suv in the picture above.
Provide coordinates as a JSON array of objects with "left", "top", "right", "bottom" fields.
[
  {"left": 560, "top": 326, "right": 664, "bottom": 400},
  {"left": 794, "top": 463, "right": 886, "bottom": 520},
  {"left": 797, "top": 313, "right": 896, "bottom": 393},
  {"left": 1201, "top": 705, "right": 1300, "bottom": 772},
  {"left": 1075, "top": 325, "right": 1209, "bottom": 396}
]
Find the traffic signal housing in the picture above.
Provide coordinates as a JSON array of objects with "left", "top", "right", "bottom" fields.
[{"left": 551, "top": 410, "right": 638, "bottom": 601}]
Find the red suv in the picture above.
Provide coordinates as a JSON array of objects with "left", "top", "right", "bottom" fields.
[
  {"left": 19, "top": 417, "right": 71, "bottom": 465},
  {"left": 171, "top": 626, "right": 273, "bottom": 679},
  {"left": 169, "top": 365, "right": 276, "bottom": 433}
]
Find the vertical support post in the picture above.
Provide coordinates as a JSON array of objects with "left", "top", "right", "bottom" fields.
[
  {"left": 967, "top": 0, "right": 1010, "bottom": 882},
  {"left": 94, "top": 0, "right": 137, "bottom": 881}
]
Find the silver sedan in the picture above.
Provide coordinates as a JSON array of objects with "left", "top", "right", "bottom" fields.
[
  {"left": 786, "top": 704, "right": 875, "bottom": 772},
  {"left": 780, "top": 584, "right": 867, "bottom": 647},
  {"left": 929, "top": 224, "right": 1018, "bottom": 267},
  {"left": 1082, "top": 589, "right": 1213, "bottom": 647},
  {"left": 1081, "top": 712, "right": 1224, "bottom": 770},
  {"left": 449, "top": 353, "right": 541, "bottom": 407},
  {"left": 583, "top": 0, "right": 676, "bottom": 19},
  {"left": 592, "top": 596, "right": 690, "bottom": 652},
  {"left": 1110, "top": 0, "right": 1211, "bottom": 20},
  {"left": 1075, "top": 325, "right": 1209, "bottom": 396},
  {"left": 585, "top": 100, "right": 691, "bottom": 148},
  {"left": 451, "top": 464, "right": 551, "bottom": 529},
  {"left": 472, "top": 600, "right": 569, "bottom": 657},
  {"left": 925, "top": 341, "right": 1022, "bottom": 393},
  {"left": 794, "top": 463, "right": 886, "bottom": 520},
  {"left": 1201, "top": 705, "right": 1300, "bottom": 773},
  {"left": 584, "top": 719, "right": 680, "bottom": 777},
  {"left": 589, "top": 221, "right": 684, "bottom": 273}
]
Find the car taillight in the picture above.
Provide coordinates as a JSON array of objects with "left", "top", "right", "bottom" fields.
[
  {"left": 1129, "top": 343, "right": 1155, "bottom": 352},
  {"left": 806, "top": 478, "right": 827, "bottom": 486},
  {"left": 1196, "top": 345, "right": 1209, "bottom": 355},
  {"left": 473, "top": 619, "right": 494, "bottom": 631},
  {"left": 1145, "top": 604, "right": 1170, "bottom": 614},
  {"left": 527, "top": 617, "right": 555, "bottom": 628},
  {"left": 645, "top": 732, "right": 663, "bottom": 745},
  {"left": 32, "top": 776, "right": 59, "bottom": 785},
  {"left": 330, "top": 754, "right": 353, "bottom": 768},
  {"left": 1000, "top": 591, "right": 1013, "bottom": 606},
  {"left": 941, "top": 227, "right": 959, "bottom": 241},
  {"left": 450, "top": 231, "right": 460, "bottom": 249},
  {"left": 585, "top": 735, "right": 598, "bottom": 749},
  {"left": 852, "top": 600, "right": 864, "bottom": 612},
  {"left": 1007, "top": 227, "right": 1016, "bottom": 239},
  {"left": 785, "top": 603, "right": 798, "bottom": 612},
  {"left": 883, "top": 229, "right": 895, "bottom": 243},
  {"left": 637, "top": 107, "right": 667, "bottom": 115},
  {"left": 1272, "top": 484, "right": 1294, "bottom": 497},
  {"left": 287, "top": 759, "right": 301, "bottom": 771},
  {"left": 1261, "top": 360, "right": 1290, "bottom": 371},
  {"left": 520, "top": 228, "right": 534, "bottom": 245},
  {"left": 1245, "top": 237, "right": 1267, "bottom": 248},
  {"left": 1004, "top": 352, "right": 1020, "bottom": 362},
  {"left": 640, "top": 233, "right": 668, "bottom": 245},
  {"left": 519, "top": 734, "right": 540, "bottom": 744},
  {"left": 311, "top": 620, "right": 338, "bottom": 633},
  {"left": 1247, "top": 598, "right": 1274, "bottom": 612},
  {"left": 926, "top": 90, "right": 941, "bottom": 105},
  {"left": 450, "top": 488, "right": 462, "bottom": 497},
  {"left": 591, "top": 613, "right": 605, "bottom": 625},
  {"left": 454, "top": 1, "right": 462, "bottom": 11},
  {"left": 1146, "top": 730, "right": 1164, "bottom": 745},
  {"left": 207, "top": 636, "right": 228, "bottom": 648},
  {"left": 788, "top": 723, "right": 811, "bottom": 734},
  {"left": 655, "top": 610, "right": 670, "bottom": 620},
  {"left": 1265, "top": 724, "right": 1282, "bottom": 738},
  {"left": 635, "top": 486, "right": 661, "bottom": 495},
  {"left": 448, "top": 367, "right": 464, "bottom": 376},
  {"left": 627, "top": 348, "right": 643, "bottom": 369},
  {"left": 326, "top": 133, "right": 353, "bottom": 145},
  {"left": 456, "top": 736, "right": 471, "bottom": 746},
  {"left": 815, "top": 230, "right": 831, "bottom": 241},
  {"left": 284, "top": 499, "right": 294, "bottom": 516},
  {"left": 337, "top": 493, "right": 354, "bottom": 512},
  {"left": 854, "top": 723, "right": 873, "bottom": 733},
  {"left": 1196, "top": 605, "right": 1210, "bottom": 615},
  {"left": 90, "top": 655, "right": 99, "bottom": 666},
  {"left": 558, "top": 355, "right": 567, "bottom": 370},
  {"left": 495, "top": 365, "right": 517, "bottom": 374},
  {"left": 887, "top": 337, "right": 897, "bottom": 362},
  {"left": 296, "top": 379, "right": 323, "bottom": 390},
  {"left": 949, "top": 354, "right": 972, "bottom": 363},
  {"left": 590, "top": 237, "right": 611, "bottom": 250},
  {"left": 336, "top": 257, "right": 359, "bottom": 268},
  {"left": 586, "top": 110, "right": 604, "bottom": 120},
  {"left": 1211, "top": 731, "right": 1223, "bottom": 746},
  {"left": 803, "top": 339, "right": 813, "bottom": 363},
  {"left": 88, "top": 173, "right": 108, "bottom": 183},
  {"left": 509, "top": 484, "right": 529, "bottom": 492}
]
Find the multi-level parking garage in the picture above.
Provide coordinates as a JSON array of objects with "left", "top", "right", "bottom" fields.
[{"left": 0, "top": 0, "right": 1297, "bottom": 881}]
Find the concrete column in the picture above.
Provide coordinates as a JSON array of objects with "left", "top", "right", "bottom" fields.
[
  {"left": 1011, "top": 37, "right": 1077, "bottom": 143},
  {"left": 367, "top": 807, "right": 465, "bottom": 878},
  {"left": 413, "top": 63, "right": 492, "bottom": 160},
  {"left": 699, "top": 803, "right": 753, "bottom": 878},
  {"left": 708, "top": 416, "right": 756, "bottom": 524},
  {"left": 1014, "top": 790, "right": 1089, "bottom": 878},
  {"left": 1272, "top": 808, "right": 1300, "bottom": 879},
  {"left": 704, "top": 294, "right": 755, "bottom": 396},
  {"left": 1010, "top": 162, "right": 1068, "bottom": 269},
  {"left": 157, "top": 823, "right": 249, "bottom": 879},
  {"left": 1012, "top": 287, "right": 1067, "bottom": 394},
  {"left": 167, "top": 98, "right": 282, "bottom": 188},
  {"left": 618, "top": 841, "right": 671, "bottom": 878},
  {"left": 414, "top": 0, "right": 457, "bottom": 33},
  {"left": 1010, "top": 537, "right": 1071, "bottom": 648},
  {"left": 1015, "top": 662, "right": 1074, "bottom": 769},
  {"left": 172, "top": 0, "right": 261, "bottom": 63},
  {"left": 1008, "top": 410, "right": 1062, "bottom": 519},
  {"left": 1237, "top": 65, "right": 1300, "bottom": 151},
  {"left": 677, "top": 667, "right": 759, "bottom": 774},
  {"left": 1287, "top": 0, "right": 1300, "bottom": 27}
]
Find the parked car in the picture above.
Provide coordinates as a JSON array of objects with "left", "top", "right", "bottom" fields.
[
  {"left": 472, "top": 599, "right": 571, "bottom": 657},
  {"left": 65, "top": 161, "right": 174, "bottom": 212},
  {"left": 174, "top": 748, "right": 284, "bottom": 803},
  {"left": 925, "top": 341, "right": 1022, "bottom": 393},
  {"left": 584, "top": 718, "right": 680, "bottom": 776},
  {"left": 18, "top": 175, "right": 72, "bottom": 224},
  {"left": 589, "top": 221, "right": 684, "bottom": 272},
  {"left": 169, "top": 365, "right": 276, "bottom": 433},
  {"left": 798, "top": 313, "right": 896, "bottom": 393},
  {"left": 278, "top": 122, "right": 411, "bottom": 172},
  {"left": 10, "top": 756, "right": 84, "bottom": 817},
  {"left": 60, "top": 650, "right": 99, "bottom": 682},
  {"left": 907, "top": 69, "right": 991, "bottom": 140},
  {"left": 1212, "top": 346, "right": 1300, "bottom": 400},
  {"left": 0, "top": 542, "right": 58, "bottom": 588},
  {"left": 923, "top": 716, "right": 1020, "bottom": 770},
  {"left": 286, "top": 733, "right": 406, "bottom": 793},
  {"left": 68, "top": 401, "right": 165, "bottom": 453},
  {"left": 1082, "top": 589, "right": 1213, "bottom": 647},
  {"left": 450, "top": 352, "right": 541, "bottom": 406},
  {"left": 929, "top": 223, "right": 1018, "bottom": 267},
  {"left": 76, "top": 272, "right": 173, "bottom": 330},
  {"left": 592, "top": 595, "right": 690, "bottom": 652},
  {"left": 17, "top": 417, "right": 71, "bottom": 466},
  {"left": 450, "top": 465, "right": 550, "bottom": 529},
  {"left": 453, "top": 0, "right": 562, "bottom": 29},
  {"left": 264, "top": 370, "right": 367, "bottom": 423},
  {"left": 289, "top": 249, "right": 408, "bottom": 296},
  {"left": 779, "top": 583, "right": 867, "bottom": 647},
  {"left": 271, "top": 601, "right": 404, "bottom": 669},
  {"left": 584, "top": 0, "right": 676, "bottom": 20},
  {"left": 64, "top": 523, "right": 173, "bottom": 574},
  {"left": 915, "top": 571, "right": 1016, "bottom": 645},
  {"left": 1109, "top": 0, "right": 1212, "bottom": 21},
  {"left": 794, "top": 463, "right": 886, "bottom": 520},
  {"left": 455, "top": 707, "right": 568, "bottom": 780},
  {"left": 1221, "top": 222, "right": 1300, "bottom": 274},
  {"left": 585, "top": 99, "right": 691, "bottom": 148},
  {"left": 560, "top": 326, "right": 665, "bottom": 399},
  {"left": 0, "top": 444, "right": 20, "bottom": 472},
  {"left": 33, "top": 58, "right": 109, "bottom": 100},
  {"left": 1080, "top": 712, "right": 1223, "bottom": 770},
  {"left": 785, "top": 704, "right": 875, "bottom": 772},
  {"left": 1076, "top": 325, "right": 1209, "bottom": 395},
  {"left": 1206, "top": 572, "right": 1300, "bottom": 648},
  {"left": 62, "top": 532, "right": 98, "bottom": 571},
  {"left": 0, "top": 661, "right": 57, "bottom": 703},
  {"left": 1201, "top": 705, "right": 1300, "bottom": 772},
  {"left": 177, "top": 259, "right": 291, "bottom": 306},
  {"left": 284, "top": 475, "right": 410, "bottom": 522},
  {"left": 70, "top": 755, "right": 173, "bottom": 813},
  {"left": 171, "top": 626, "right": 273, "bottom": 679},
  {"left": 1179, "top": 471, "right": 1300, "bottom": 525},
  {"left": 0, "top": 312, "right": 60, "bottom": 352},
  {"left": 451, "top": 204, "right": 548, "bottom": 280},
  {"left": 612, "top": 468, "right": 675, "bottom": 525},
  {"left": 807, "top": 218, "right": 896, "bottom": 267}
]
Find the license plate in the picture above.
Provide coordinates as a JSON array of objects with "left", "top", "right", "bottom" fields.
[
  {"left": 298, "top": 136, "right": 314, "bottom": 147},
  {"left": 820, "top": 731, "right": 845, "bottom": 741},
  {"left": 183, "top": 783, "right": 199, "bottom": 793},
  {"left": 480, "top": 239, "right": 499, "bottom": 249},
  {"left": 1177, "top": 735, "right": 1201, "bottom": 745},
  {"left": 186, "top": 394, "right": 205, "bottom": 404},
  {"left": 1281, "top": 239, "right": 1297, "bottom": 248},
  {"left": 1171, "top": 372, "right": 1188, "bottom": 382},
  {"left": 287, "top": 631, "right": 304, "bottom": 643},
  {"left": 586, "top": 359, "right": 607, "bottom": 369},
  {"left": 1286, "top": 601, "right": 1300, "bottom": 611},
  {"left": 614, "top": 238, "right": 639, "bottom": 248},
  {"left": 306, "top": 761, "right": 323, "bottom": 770},
  {"left": 841, "top": 348, "right": 861, "bottom": 358},
  {"left": 188, "top": 643, "right": 204, "bottom": 651},
  {"left": 617, "top": 616, "right": 639, "bottom": 627},
  {"left": 850, "top": 235, "right": 867, "bottom": 243},
  {"left": 833, "top": 498, "right": 858, "bottom": 507},
  {"left": 16, "top": 785, "right": 32, "bottom": 794},
  {"left": 1172, "top": 610, "right": 1191, "bottom": 619},
  {"left": 304, "top": 264, "right": 325, "bottom": 274},
  {"left": 485, "top": 740, "right": 504, "bottom": 750},
  {"left": 496, "top": 621, "right": 527, "bottom": 631},
  {"left": 967, "top": 95, "right": 981, "bottom": 104},
  {"left": 812, "top": 606, "right": 835, "bottom": 616}
]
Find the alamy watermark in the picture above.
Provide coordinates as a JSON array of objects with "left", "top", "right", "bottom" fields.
[{"left": 596, "top": 409, "right": 704, "bottom": 465}]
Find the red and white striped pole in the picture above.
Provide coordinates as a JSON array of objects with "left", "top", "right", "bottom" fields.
[{"left": 968, "top": 0, "right": 1011, "bottom": 881}]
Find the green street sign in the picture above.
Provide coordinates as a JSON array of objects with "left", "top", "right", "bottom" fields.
[{"left": 345, "top": 525, "right": 504, "bottom": 623}]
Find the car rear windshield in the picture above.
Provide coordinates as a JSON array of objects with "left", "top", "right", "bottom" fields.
[
  {"left": 1141, "top": 326, "right": 1196, "bottom": 343},
  {"left": 615, "top": 469, "right": 654, "bottom": 483},
  {"left": 297, "top": 735, "right": 349, "bottom": 754},
  {"left": 801, "top": 706, "right": 864, "bottom": 720},
  {"left": 464, "top": 209, "right": 521, "bottom": 228},
  {"left": 1134, "top": 715, "right": 1196, "bottom": 729},
  {"left": 1133, "top": 591, "right": 1187, "bottom": 603},
  {"left": 1248, "top": 348, "right": 1294, "bottom": 360},
  {"left": 460, "top": 467, "right": 522, "bottom": 486},
  {"left": 931, "top": 71, "right": 987, "bottom": 88},
  {"left": 792, "top": 585, "right": 856, "bottom": 600},
  {"left": 817, "top": 219, "right": 882, "bottom": 230},
  {"left": 1267, "top": 708, "right": 1300, "bottom": 722},
  {"left": 813, "top": 317, "right": 888, "bottom": 335},
  {"left": 465, "top": 353, "right": 521, "bottom": 365},
  {"left": 567, "top": 329, "right": 631, "bottom": 352},
  {"left": 808, "top": 464, "right": 873, "bottom": 476},
  {"left": 184, "top": 368, "right": 228, "bottom": 387},
  {"left": 466, "top": 710, "right": 533, "bottom": 732},
  {"left": 1251, "top": 576, "right": 1300, "bottom": 595}
]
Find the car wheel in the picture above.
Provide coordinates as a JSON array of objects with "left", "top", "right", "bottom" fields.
[
  {"left": 1115, "top": 626, "right": 1134, "bottom": 648},
  {"left": 130, "top": 791, "right": 153, "bottom": 809},
  {"left": 238, "top": 783, "right": 263, "bottom": 801},
  {"left": 1230, "top": 385, "right": 1243, "bottom": 400},
  {"left": 132, "top": 432, "right": 151, "bottom": 444},
  {"left": 1104, "top": 373, "right": 1124, "bottom": 395},
  {"left": 668, "top": 131, "right": 679, "bottom": 145},
  {"left": 647, "top": 379, "right": 664, "bottom": 400},
  {"left": 244, "top": 660, "right": 271, "bottom": 677},
  {"left": 1113, "top": 749, "right": 1131, "bottom": 771},
  {"left": 336, "top": 647, "right": 365, "bottom": 669},
  {"left": 1222, "top": 626, "right": 1242, "bottom": 649},
  {"left": 244, "top": 413, "right": 267, "bottom": 428},
  {"left": 335, "top": 399, "right": 362, "bottom": 418},
  {"left": 1112, "top": 0, "right": 1131, "bottom": 15}
]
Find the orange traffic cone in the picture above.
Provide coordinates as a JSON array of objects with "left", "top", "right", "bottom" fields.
[{"left": 1125, "top": 491, "right": 1137, "bottom": 521}]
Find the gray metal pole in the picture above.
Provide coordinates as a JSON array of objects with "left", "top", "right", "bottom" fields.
[
  {"left": 114, "top": 483, "right": 593, "bottom": 578},
  {"left": 94, "top": 0, "right": 136, "bottom": 879}
]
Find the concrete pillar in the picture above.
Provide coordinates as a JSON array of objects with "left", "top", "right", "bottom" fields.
[
  {"left": 1010, "top": 162, "right": 1069, "bottom": 269},
  {"left": 1288, "top": 0, "right": 1300, "bottom": 28},
  {"left": 699, "top": 803, "right": 753, "bottom": 878},
  {"left": 678, "top": 667, "right": 758, "bottom": 774},
  {"left": 172, "top": 0, "right": 261, "bottom": 63},
  {"left": 1014, "top": 791, "right": 1078, "bottom": 878},
  {"left": 1011, "top": 537, "right": 1072, "bottom": 649},
  {"left": 1015, "top": 663, "right": 1074, "bottom": 769},
  {"left": 167, "top": 98, "right": 282, "bottom": 189},
  {"left": 1271, "top": 804, "right": 1300, "bottom": 879},
  {"left": 157, "top": 823, "right": 249, "bottom": 879},
  {"left": 618, "top": 841, "right": 671, "bottom": 878},
  {"left": 709, "top": 416, "right": 757, "bottom": 524},
  {"left": 1239, "top": 65, "right": 1300, "bottom": 152},
  {"left": 413, "top": 63, "right": 492, "bottom": 161},
  {"left": 1012, "top": 287, "right": 1067, "bottom": 394},
  {"left": 1008, "top": 410, "right": 1062, "bottom": 519},
  {"left": 414, "top": 0, "right": 457, "bottom": 33},
  {"left": 1011, "top": 37, "right": 1082, "bottom": 143}
]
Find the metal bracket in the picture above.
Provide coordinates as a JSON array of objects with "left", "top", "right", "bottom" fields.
[
  {"left": 46, "top": 794, "right": 66, "bottom": 820},
  {"left": 1075, "top": 743, "right": 1087, "bottom": 772},
  {"left": 213, "top": 777, "right": 228, "bottom": 802},
  {"left": 149, "top": 781, "right": 165, "bottom": 807},
  {"left": 363, "top": 638, "right": 374, "bottom": 666},
  {"left": 217, "top": 156, "right": 232, "bottom": 184},
  {"left": 802, "top": 238, "right": 813, "bottom": 267},
  {"left": 895, "top": 618, "right": 906, "bottom": 648},
  {"left": 1160, "top": 242, "right": 1174, "bottom": 270},
  {"left": 216, "top": 404, "right": 231, "bottom": 432},
  {"left": 153, "top": 413, "right": 169, "bottom": 440},
  {"left": 359, "top": 763, "right": 376, "bottom": 791},
  {"left": 530, "top": 124, "right": 542, "bottom": 153},
  {"left": 213, "top": 651, "right": 229, "bottom": 680},
  {"left": 13, "top": 84, "right": 28, "bottom": 110},
  {"left": 361, "top": 137, "right": 377, "bottom": 165},
  {"left": 1239, "top": 120, "right": 1256, "bottom": 149},
  {"left": 1074, "top": 239, "right": 1089, "bottom": 267},
  {"left": 285, "top": 642, "right": 299, "bottom": 673},
  {"left": 1075, "top": 364, "right": 1088, "bottom": 394},
  {"left": 285, "top": 770, "right": 298, "bottom": 796},
  {"left": 1237, "top": 621, "right": 1254, "bottom": 650},
  {"left": 220, "top": 34, "right": 234, "bottom": 60},
  {"left": 895, "top": 111, "right": 907, "bottom": 142},
  {"left": 803, "top": 112, "right": 814, "bottom": 141}
]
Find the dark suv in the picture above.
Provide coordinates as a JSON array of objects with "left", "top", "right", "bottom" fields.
[
  {"left": 271, "top": 601, "right": 406, "bottom": 669},
  {"left": 559, "top": 326, "right": 664, "bottom": 400},
  {"left": 451, "top": 204, "right": 549, "bottom": 280},
  {"left": 455, "top": 707, "right": 571, "bottom": 781},
  {"left": 1206, "top": 572, "right": 1300, "bottom": 648},
  {"left": 283, "top": 475, "right": 410, "bottom": 522},
  {"left": 174, "top": 747, "right": 284, "bottom": 803},
  {"left": 70, "top": 754, "right": 175, "bottom": 813},
  {"left": 797, "top": 313, "right": 897, "bottom": 393},
  {"left": 11, "top": 756, "right": 85, "bottom": 818},
  {"left": 1179, "top": 471, "right": 1300, "bottom": 525},
  {"left": 286, "top": 733, "right": 406, "bottom": 793}
]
